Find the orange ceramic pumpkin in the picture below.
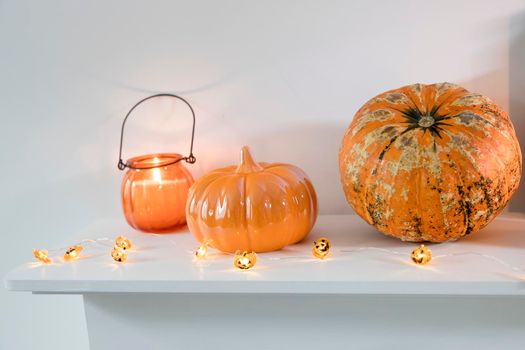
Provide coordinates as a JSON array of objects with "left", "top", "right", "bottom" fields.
[
  {"left": 186, "top": 146, "right": 318, "bottom": 252},
  {"left": 339, "top": 82, "right": 522, "bottom": 242}
]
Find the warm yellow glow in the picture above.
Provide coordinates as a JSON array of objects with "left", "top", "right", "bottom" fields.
[
  {"left": 312, "top": 237, "right": 330, "bottom": 259},
  {"left": 195, "top": 244, "right": 208, "bottom": 259},
  {"left": 33, "top": 249, "right": 52, "bottom": 264},
  {"left": 115, "top": 236, "right": 132, "bottom": 250},
  {"left": 152, "top": 157, "right": 163, "bottom": 183},
  {"left": 111, "top": 248, "right": 127, "bottom": 263},
  {"left": 234, "top": 251, "right": 257, "bottom": 270},
  {"left": 411, "top": 244, "right": 432, "bottom": 265},
  {"left": 64, "top": 245, "right": 83, "bottom": 261}
]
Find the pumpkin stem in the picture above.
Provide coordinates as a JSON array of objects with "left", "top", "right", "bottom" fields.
[{"left": 236, "top": 146, "right": 263, "bottom": 173}]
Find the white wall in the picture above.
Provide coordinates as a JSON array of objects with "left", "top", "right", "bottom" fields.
[{"left": 2, "top": 1, "right": 525, "bottom": 348}]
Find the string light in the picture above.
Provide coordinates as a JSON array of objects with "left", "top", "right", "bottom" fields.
[
  {"left": 64, "top": 245, "right": 83, "bottom": 261},
  {"left": 411, "top": 244, "right": 432, "bottom": 265},
  {"left": 33, "top": 249, "right": 52, "bottom": 264},
  {"left": 115, "top": 235, "right": 132, "bottom": 250},
  {"left": 28, "top": 234, "right": 525, "bottom": 280},
  {"left": 195, "top": 244, "right": 208, "bottom": 259},
  {"left": 234, "top": 251, "right": 257, "bottom": 270},
  {"left": 312, "top": 237, "right": 330, "bottom": 259},
  {"left": 111, "top": 248, "right": 127, "bottom": 263}
]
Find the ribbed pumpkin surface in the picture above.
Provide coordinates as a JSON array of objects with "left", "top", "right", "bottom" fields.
[
  {"left": 186, "top": 147, "right": 318, "bottom": 252},
  {"left": 339, "top": 83, "right": 522, "bottom": 242}
]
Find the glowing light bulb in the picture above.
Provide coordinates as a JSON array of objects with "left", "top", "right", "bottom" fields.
[
  {"left": 312, "top": 237, "right": 330, "bottom": 259},
  {"left": 111, "top": 248, "right": 127, "bottom": 262},
  {"left": 33, "top": 249, "right": 52, "bottom": 264},
  {"left": 195, "top": 244, "right": 208, "bottom": 259},
  {"left": 115, "top": 235, "right": 132, "bottom": 250},
  {"left": 411, "top": 244, "right": 432, "bottom": 265},
  {"left": 64, "top": 245, "right": 83, "bottom": 261},
  {"left": 234, "top": 251, "right": 257, "bottom": 270}
]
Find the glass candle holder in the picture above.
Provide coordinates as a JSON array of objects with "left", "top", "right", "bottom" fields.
[
  {"left": 117, "top": 94, "right": 197, "bottom": 233},
  {"left": 121, "top": 153, "right": 194, "bottom": 232}
]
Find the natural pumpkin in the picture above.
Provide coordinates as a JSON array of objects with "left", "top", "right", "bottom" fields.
[
  {"left": 186, "top": 146, "right": 318, "bottom": 253},
  {"left": 339, "top": 82, "right": 522, "bottom": 242}
]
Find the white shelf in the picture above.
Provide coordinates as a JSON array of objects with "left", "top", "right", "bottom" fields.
[{"left": 5, "top": 215, "right": 525, "bottom": 295}]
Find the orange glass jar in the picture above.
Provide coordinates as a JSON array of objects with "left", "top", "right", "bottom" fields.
[
  {"left": 121, "top": 153, "right": 194, "bottom": 232},
  {"left": 118, "top": 94, "right": 196, "bottom": 233}
]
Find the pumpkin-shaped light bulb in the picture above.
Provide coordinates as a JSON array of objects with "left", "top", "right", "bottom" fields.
[
  {"left": 411, "top": 244, "right": 432, "bottom": 265},
  {"left": 111, "top": 248, "right": 127, "bottom": 263},
  {"left": 234, "top": 251, "right": 257, "bottom": 270},
  {"left": 312, "top": 237, "right": 330, "bottom": 259},
  {"left": 195, "top": 244, "right": 208, "bottom": 259},
  {"left": 33, "top": 249, "right": 52, "bottom": 264},
  {"left": 115, "top": 235, "right": 132, "bottom": 250},
  {"left": 64, "top": 245, "right": 83, "bottom": 261}
]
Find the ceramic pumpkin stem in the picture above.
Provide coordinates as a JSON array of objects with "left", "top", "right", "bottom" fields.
[
  {"left": 236, "top": 146, "right": 263, "bottom": 174},
  {"left": 235, "top": 146, "right": 261, "bottom": 252}
]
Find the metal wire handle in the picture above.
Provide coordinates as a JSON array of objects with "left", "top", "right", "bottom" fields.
[{"left": 117, "top": 93, "right": 196, "bottom": 170}]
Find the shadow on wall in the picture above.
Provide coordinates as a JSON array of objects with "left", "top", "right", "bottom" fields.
[
  {"left": 509, "top": 11, "right": 525, "bottom": 213},
  {"left": 248, "top": 122, "right": 351, "bottom": 215}
]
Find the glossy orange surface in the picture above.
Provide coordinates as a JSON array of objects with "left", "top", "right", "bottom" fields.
[
  {"left": 186, "top": 146, "right": 318, "bottom": 253},
  {"left": 121, "top": 153, "right": 194, "bottom": 233}
]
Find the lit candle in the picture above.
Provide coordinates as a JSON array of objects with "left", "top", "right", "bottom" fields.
[
  {"left": 152, "top": 157, "right": 163, "bottom": 183},
  {"left": 117, "top": 93, "right": 197, "bottom": 234},
  {"left": 121, "top": 153, "right": 194, "bottom": 233}
]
